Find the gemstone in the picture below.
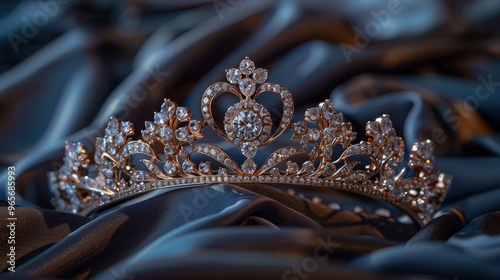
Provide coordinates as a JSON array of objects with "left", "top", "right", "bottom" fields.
[
  {"left": 189, "top": 120, "right": 201, "bottom": 132},
  {"left": 182, "top": 161, "right": 194, "bottom": 173},
  {"left": 231, "top": 110, "right": 262, "bottom": 140},
  {"left": 115, "top": 134, "right": 125, "bottom": 146},
  {"left": 161, "top": 100, "right": 176, "bottom": 118},
  {"left": 252, "top": 68, "right": 267, "bottom": 83},
  {"left": 218, "top": 168, "right": 228, "bottom": 175},
  {"left": 176, "top": 107, "right": 189, "bottom": 121},
  {"left": 308, "top": 128, "right": 320, "bottom": 142},
  {"left": 164, "top": 145, "right": 174, "bottom": 158},
  {"left": 332, "top": 113, "right": 343, "bottom": 126},
  {"left": 175, "top": 127, "right": 188, "bottom": 140},
  {"left": 199, "top": 162, "right": 211, "bottom": 174},
  {"left": 106, "top": 118, "right": 119, "bottom": 136},
  {"left": 293, "top": 121, "right": 308, "bottom": 135},
  {"left": 164, "top": 161, "right": 176, "bottom": 175},
  {"left": 366, "top": 121, "right": 379, "bottom": 135},
  {"left": 380, "top": 116, "right": 393, "bottom": 134},
  {"left": 286, "top": 162, "right": 299, "bottom": 174},
  {"left": 100, "top": 159, "right": 114, "bottom": 178},
  {"left": 323, "top": 162, "right": 335, "bottom": 176},
  {"left": 239, "top": 57, "right": 255, "bottom": 76},
  {"left": 226, "top": 68, "right": 242, "bottom": 84},
  {"left": 154, "top": 112, "right": 167, "bottom": 125},
  {"left": 306, "top": 107, "right": 319, "bottom": 121},
  {"left": 121, "top": 122, "right": 133, "bottom": 134},
  {"left": 241, "top": 158, "right": 257, "bottom": 174},
  {"left": 241, "top": 142, "right": 258, "bottom": 158},
  {"left": 239, "top": 78, "right": 256, "bottom": 97},
  {"left": 320, "top": 100, "right": 335, "bottom": 120},
  {"left": 161, "top": 127, "right": 173, "bottom": 141},
  {"left": 145, "top": 121, "right": 155, "bottom": 132},
  {"left": 323, "top": 147, "right": 333, "bottom": 159}
]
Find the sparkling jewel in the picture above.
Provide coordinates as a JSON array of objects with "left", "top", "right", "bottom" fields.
[
  {"left": 252, "top": 68, "right": 267, "bottom": 83},
  {"left": 121, "top": 122, "right": 133, "bottom": 134},
  {"left": 320, "top": 100, "right": 335, "bottom": 120},
  {"left": 154, "top": 112, "right": 167, "bottom": 125},
  {"left": 241, "top": 158, "right": 257, "bottom": 174},
  {"left": 164, "top": 145, "right": 174, "bottom": 157},
  {"left": 239, "top": 78, "right": 256, "bottom": 97},
  {"left": 241, "top": 142, "right": 258, "bottom": 158},
  {"left": 176, "top": 107, "right": 189, "bottom": 121},
  {"left": 199, "top": 162, "right": 211, "bottom": 174},
  {"left": 287, "top": 162, "right": 299, "bottom": 174},
  {"left": 239, "top": 57, "right": 255, "bottom": 75},
  {"left": 189, "top": 120, "right": 201, "bottom": 132},
  {"left": 161, "top": 100, "right": 176, "bottom": 118},
  {"left": 306, "top": 107, "right": 319, "bottom": 121},
  {"left": 232, "top": 110, "right": 262, "bottom": 140},
  {"left": 226, "top": 68, "right": 242, "bottom": 84},
  {"left": 161, "top": 127, "right": 173, "bottom": 141},
  {"left": 164, "top": 161, "right": 176, "bottom": 175},
  {"left": 106, "top": 118, "right": 119, "bottom": 136},
  {"left": 182, "top": 161, "right": 194, "bottom": 173},
  {"left": 175, "top": 127, "right": 188, "bottom": 140},
  {"left": 293, "top": 121, "right": 308, "bottom": 135},
  {"left": 145, "top": 121, "right": 155, "bottom": 132}
]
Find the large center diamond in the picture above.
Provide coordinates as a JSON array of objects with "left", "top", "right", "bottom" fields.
[{"left": 232, "top": 110, "right": 262, "bottom": 140}]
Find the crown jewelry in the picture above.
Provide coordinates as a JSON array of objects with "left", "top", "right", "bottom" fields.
[{"left": 49, "top": 57, "right": 451, "bottom": 226}]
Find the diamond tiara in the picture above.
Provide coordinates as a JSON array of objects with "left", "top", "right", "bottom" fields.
[{"left": 48, "top": 57, "right": 451, "bottom": 226}]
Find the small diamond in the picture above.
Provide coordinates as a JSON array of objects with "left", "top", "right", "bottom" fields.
[
  {"left": 306, "top": 107, "right": 319, "bottom": 121},
  {"left": 218, "top": 168, "right": 228, "bottom": 175},
  {"left": 323, "top": 147, "right": 333, "bottom": 159},
  {"left": 380, "top": 115, "right": 393, "bottom": 135},
  {"left": 182, "top": 161, "right": 194, "bottom": 173},
  {"left": 100, "top": 159, "right": 114, "bottom": 178},
  {"left": 106, "top": 118, "right": 119, "bottom": 136},
  {"left": 189, "top": 120, "right": 201, "bottom": 132},
  {"left": 145, "top": 121, "right": 155, "bottom": 132},
  {"left": 308, "top": 128, "right": 320, "bottom": 141},
  {"left": 226, "top": 68, "right": 242, "bottom": 84},
  {"left": 199, "top": 162, "right": 211, "bottom": 174},
  {"left": 293, "top": 121, "right": 308, "bottom": 135},
  {"left": 252, "top": 68, "right": 267, "bottom": 83},
  {"left": 161, "top": 100, "right": 177, "bottom": 119},
  {"left": 176, "top": 107, "right": 189, "bottom": 121},
  {"left": 320, "top": 100, "right": 335, "bottom": 120},
  {"left": 366, "top": 121, "right": 380, "bottom": 135},
  {"left": 164, "top": 145, "right": 174, "bottom": 157},
  {"left": 175, "top": 127, "right": 188, "bottom": 140},
  {"left": 154, "top": 112, "right": 167, "bottom": 125},
  {"left": 159, "top": 127, "right": 172, "bottom": 141},
  {"left": 115, "top": 134, "right": 125, "bottom": 146},
  {"left": 121, "top": 122, "right": 133, "bottom": 134},
  {"left": 323, "top": 162, "right": 335, "bottom": 176},
  {"left": 241, "top": 142, "right": 258, "bottom": 158},
  {"left": 239, "top": 78, "right": 256, "bottom": 97},
  {"left": 239, "top": 57, "right": 255, "bottom": 76},
  {"left": 241, "top": 158, "right": 257, "bottom": 174},
  {"left": 164, "top": 161, "right": 176, "bottom": 175},
  {"left": 286, "top": 162, "right": 299, "bottom": 174}
]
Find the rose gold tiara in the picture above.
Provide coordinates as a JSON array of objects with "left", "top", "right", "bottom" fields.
[{"left": 48, "top": 57, "right": 451, "bottom": 226}]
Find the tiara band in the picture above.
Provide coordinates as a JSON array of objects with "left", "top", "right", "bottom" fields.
[{"left": 49, "top": 56, "right": 451, "bottom": 226}]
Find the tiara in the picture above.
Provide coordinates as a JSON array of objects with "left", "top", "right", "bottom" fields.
[{"left": 48, "top": 57, "right": 451, "bottom": 226}]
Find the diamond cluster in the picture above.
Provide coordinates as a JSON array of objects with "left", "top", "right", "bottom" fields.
[{"left": 49, "top": 57, "right": 452, "bottom": 226}]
